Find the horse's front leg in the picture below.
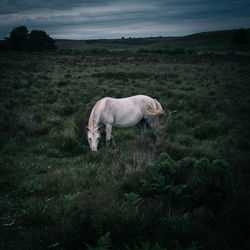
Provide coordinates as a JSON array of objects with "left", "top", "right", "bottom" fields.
[{"left": 105, "top": 124, "right": 116, "bottom": 147}]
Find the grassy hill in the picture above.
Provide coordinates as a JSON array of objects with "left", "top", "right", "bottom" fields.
[
  {"left": 1, "top": 30, "right": 250, "bottom": 249},
  {"left": 55, "top": 28, "right": 250, "bottom": 53}
]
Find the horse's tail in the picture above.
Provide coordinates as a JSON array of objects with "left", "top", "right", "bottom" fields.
[{"left": 146, "top": 99, "right": 165, "bottom": 116}]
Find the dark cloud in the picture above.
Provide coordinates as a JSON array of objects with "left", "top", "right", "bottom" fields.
[
  {"left": 0, "top": 0, "right": 249, "bottom": 39},
  {"left": 0, "top": 0, "right": 114, "bottom": 14}
]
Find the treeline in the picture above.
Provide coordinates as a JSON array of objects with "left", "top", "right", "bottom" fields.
[
  {"left": 0, "top": 26, "right": 56, "bottom": 51},
  {"left": 231, "top": 28, "right": 249, "bottom": 45}
]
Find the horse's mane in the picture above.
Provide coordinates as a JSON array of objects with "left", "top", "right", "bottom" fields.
[{"left": 88, "top": 99, "right": 102, "bottom": 128}]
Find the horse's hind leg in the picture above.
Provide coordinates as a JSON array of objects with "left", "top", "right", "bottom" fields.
[
  {"left": 139, "top": 119, "right": 147, "bottom": 137},
  {"left": 146, "top": 116, "right": 161, "bottom": 142}
]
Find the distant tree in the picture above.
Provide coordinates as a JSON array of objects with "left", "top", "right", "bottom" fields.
[
  {"left": 231, "top": 28, "right": 249, "bottom": 45},
  {"left": 7, "top": 25, "right": 29, "bottom": 50},
  {"left": 3, "top": 26, "right": 56, "bottom": 51},
  {"left": 28, "top": 30, "right": 56, "bottom": 51}
]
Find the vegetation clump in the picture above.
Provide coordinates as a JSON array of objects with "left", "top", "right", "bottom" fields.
[{"left": 1, "top": 25, "right": 56, "bottom": 51}]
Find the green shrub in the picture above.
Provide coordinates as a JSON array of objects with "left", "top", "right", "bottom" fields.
[
  {"left": 124, "top": 192, "right": 143, "bottom": 207},
  {"left": 179, "top": 157, "right": 198, "bottom": 169},
  {"left": 187, "top": 158, "right": 233, "bottom": 210},
  {"left": 86, "top": 232, "right": 112, "bottom": 250},
  {"left": 144, "top": 154, "right": 233, "bottom": 212}
]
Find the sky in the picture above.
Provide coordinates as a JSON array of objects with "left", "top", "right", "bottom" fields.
[{"left": 0, "top": 0, "right": 250, "bottom": 40}]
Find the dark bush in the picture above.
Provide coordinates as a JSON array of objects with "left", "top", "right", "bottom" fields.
[
  {"left": 3, "top": 26, "right": 56, "bottom": 51},
  {"left": 187, "top": 158, "right": 233, "bottom": 210},
  {"left": 28, "top": 30, "right": 56, "bottom": 51},
  {"left": 6, "top": 25, "right": 28, "bottom": 50},
  {"left": 116, "top": 153, "right": 235, "bottom": 248},
  {"left": 231, "top": 28, "right": 249, "bottom": 45}
]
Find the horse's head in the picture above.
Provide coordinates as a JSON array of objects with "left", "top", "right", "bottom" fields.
[{"left": 87, "top": 126, "right": 101, "bottom": 151}]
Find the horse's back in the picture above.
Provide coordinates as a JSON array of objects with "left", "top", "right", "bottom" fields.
[
  {"left": 120, "top": 95, "right": 154, "bottom": 102},
  {"left": 99, "top": 95, "right": 153, "bottom": 127}
]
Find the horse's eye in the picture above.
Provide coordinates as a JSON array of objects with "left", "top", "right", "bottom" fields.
[{"left": 88, "top": 138, "right": 91, "bottom": 141}]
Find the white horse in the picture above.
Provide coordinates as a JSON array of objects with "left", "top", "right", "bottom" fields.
[{"left": 87, "top": 95, "right": 165, "bottom": 151}]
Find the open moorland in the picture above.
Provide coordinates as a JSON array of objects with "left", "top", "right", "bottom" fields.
[{"left": 1, "top": 31, "right": 250, "bottom": 249}]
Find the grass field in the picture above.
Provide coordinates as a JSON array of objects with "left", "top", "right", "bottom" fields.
[{"left": 1, "top": 33, "right": 250, "bottom": 249}]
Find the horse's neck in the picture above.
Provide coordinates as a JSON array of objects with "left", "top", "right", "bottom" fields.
[{"left": 88, "top": 100, "right": 102, "bottom": 128}]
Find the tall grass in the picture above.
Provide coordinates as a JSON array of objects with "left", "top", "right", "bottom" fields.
[{"left": 0, "top": 49, "right": 250, "bottom": 249}]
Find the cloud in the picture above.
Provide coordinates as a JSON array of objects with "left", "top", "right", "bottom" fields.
[
  {"left": 0, "top": 0, "right": 250, "bottom": 39},
  {"left": 0, "top": 3, "right": 155, "bottom": 25},
  {"left": 0, "top": 0, "right": 114, "bottom": 14}
]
